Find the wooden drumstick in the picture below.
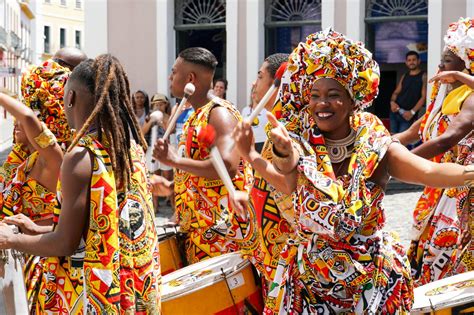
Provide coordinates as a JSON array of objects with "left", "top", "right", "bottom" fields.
[
  {"left": 162, "top": 83, "right": 195, "bottom": 141},
  {"left": 225, "top": 62, "right": 287, "bottom": 155}
]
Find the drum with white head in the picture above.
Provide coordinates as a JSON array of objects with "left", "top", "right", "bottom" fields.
[
  {"left": 161, "top": 252, "right": 263, "bottom": 314},
  {"left": 412, "top": 271, "right": 474, "bottom": 314}
]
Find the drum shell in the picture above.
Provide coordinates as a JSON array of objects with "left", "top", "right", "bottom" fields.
[
  {"left": 159, "top": 234, "right": 185, "bottom": 276},
  {"left": 162, "top": 257, "right": 263, "bottom": 314},
  {"left": 0, "top": 249, "right": 28, "bottom": 315}
]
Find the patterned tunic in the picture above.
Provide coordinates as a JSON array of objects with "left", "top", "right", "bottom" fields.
[
  {"left": 265, "top": 113, "right": 413, "bottom": 314},
  {"left": 248, "top": 140, "right": 296, "bottom": 286},
  {"left": 408, "top": 84, "right": 473, "bottom": 286},
  {"left": 0, "top": 151, "right": 56, "bottom": 312},
  {"left": 174, "top": 98, "right": 257, "bottom": 264},
  {"left": 36, "top": 135, "right": 161, "bottom": 314}
]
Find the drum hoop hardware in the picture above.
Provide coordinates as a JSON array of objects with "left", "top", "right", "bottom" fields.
[{"left": 220, "top": 267, "right": 239, "bottom": 314}]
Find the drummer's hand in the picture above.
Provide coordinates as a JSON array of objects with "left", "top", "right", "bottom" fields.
[
  {"left": 150, "top": 175, "right": 174, "bottom": 196},
  {"left": 267, "top": 112, "right": 292, "bottom": 157},
  {"left": 0, "top": 223, "right": 15, "bottom": 249},
  {"left": 232, "top": 121, "right": 257, "bottom": 162},
  {"left": 153, "top": 138, "right": 179, "bottom": 167},
  {"left": 230, "top": 191, "right": 249, "bottom": 219},
  {"left": 3, "top": 214, "right": 43, "bottom": 235}
]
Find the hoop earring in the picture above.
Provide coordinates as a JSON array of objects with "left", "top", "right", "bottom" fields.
[{"left": 67, "top": 103, "right": 73, "bottom": 108}]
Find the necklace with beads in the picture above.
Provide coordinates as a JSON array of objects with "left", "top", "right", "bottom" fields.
[{"left": 324, "top": 129, "right": 356, "bottom": 164}]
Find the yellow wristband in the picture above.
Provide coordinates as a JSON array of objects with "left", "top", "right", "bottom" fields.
[{"left": 34, "top": 122, "right": 57, "bottom": 148}]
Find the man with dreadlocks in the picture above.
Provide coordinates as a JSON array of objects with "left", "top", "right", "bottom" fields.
[
  {"left": 153, "top": 47, "right": 257, "bottom": 264},
  {"left": 0, "top": 54, "right": 161, "bottom": 313}
]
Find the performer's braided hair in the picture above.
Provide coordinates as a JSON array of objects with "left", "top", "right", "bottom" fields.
[{"left": 68, "top": 54, "right": 146, "bottom": 186}]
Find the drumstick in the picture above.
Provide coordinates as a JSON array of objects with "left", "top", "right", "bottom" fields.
[
  {"left": 225, "top": 62, "right": 287, "bottom": 155},
  {"left": 162, "top": 83, "right": 195, "bottom": 141},
  {"left": 197, "top": 124, "right": 237, "bottom": 198},
  {"left": 245, "top": 62, "right": 286, "bottom": 124}
]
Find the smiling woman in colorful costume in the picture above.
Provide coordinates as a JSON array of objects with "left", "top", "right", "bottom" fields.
[
  {"left": 400, "top": 17, "right": 474, "bottom": 287},
  {"left": 0, "top": 59, "right": 71, "bottom": 313},
  {"left": 242, "top": 29, "right": 474, "bottom": 314}
]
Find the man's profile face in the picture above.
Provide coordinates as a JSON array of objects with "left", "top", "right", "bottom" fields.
[
  {"left": 405, "top": 55, "right": 420, "bottom": 70},
  {"left": 254, "top": 61, "right": 273, "bottom": 103},
  {"left": 169, "top": 57, "right": 189, "bottom": 98}
]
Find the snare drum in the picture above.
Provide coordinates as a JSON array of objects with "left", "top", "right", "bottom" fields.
[
  {"left": 161, "top": 252, "right": 263, "bottom": 314},
  {"left": 0, "top": 249, "right": 28, "bottom": 314},
  {"left": 412, "top": 271, "right": 474, "bottom": 314},
  {"left": 158, "top": 231, "right": 185, "bottom": 275}
]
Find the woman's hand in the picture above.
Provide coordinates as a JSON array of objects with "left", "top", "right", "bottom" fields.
[
  {"left": 232, "top": 121, "right": 257, "bottom": 161},
  {"left": 0, "top": 223, "right": 15, "bottom": 249},
  {"left": 429, "top": 71, "right": 459, "bottom": 84},
  {"left": 3, "top": 214, "right": 44, "bottom": 235},
  {"left": 267, "top": 112, "right": 292, "bottom": 157}
]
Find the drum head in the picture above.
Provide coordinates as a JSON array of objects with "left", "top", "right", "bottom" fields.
[
  {"left": 412, "top": 271, "right": 474, "bottom": 313},
  {"left": 162, "top": 252, "right": 248, "bottom": 301}
]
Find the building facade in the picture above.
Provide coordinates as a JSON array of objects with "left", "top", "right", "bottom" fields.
[
  {"left": 0, "top": 0, "right": 34, "bottom": 98},
  {"left": 85, "top": 0, "right": 474, "bottom": 114},
  {"left": 34, "top": 0, "right": 84, "bottom": 63}
]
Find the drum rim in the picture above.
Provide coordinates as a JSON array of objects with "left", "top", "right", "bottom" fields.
[
  {"left": 412, "top": 271, "right": 474, "bottom": 312},
  {"left": 161, "top": 254, "right": 250, "bottom": 302}
]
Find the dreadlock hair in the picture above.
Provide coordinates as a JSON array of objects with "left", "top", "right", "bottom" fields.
[
  {"left": 132, "top": 90, "right": 150, "bottom": 116},
  {"left": 179, "top": 47, "right": 218, "bottom": 72},
  {"left": 264, "top": 53, "right": 290, "bottom": 78},
  {"left": 67, "top": 54, "right": 147, "bottom": 187}
]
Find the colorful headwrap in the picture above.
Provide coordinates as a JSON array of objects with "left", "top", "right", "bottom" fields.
[
  {"left": 444, "top": 17, "right": 474, "bottom": 73},
  {"left": 271, "top": 28, "right": 380, "bottom": 135},
  {"left": 21, "top": 59, "right": 71, "bottom": 145}
]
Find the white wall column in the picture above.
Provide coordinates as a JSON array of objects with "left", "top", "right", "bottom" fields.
[
  {"left": 84, "top": 0, "right": 107, "bottom": 57},
  {"left": 427, "top": 0, "right": 443, "bottom": 89},
  {"left": 245, "top": 0, "right": 264, "bottom": 107},
  {"left": 467, "top": 0, "right": 474, "bottom": 16},
  {"left": 156, "top": 0, "right": 175, "bottom": 96},
  {"left": 321, "top": 0, "right": 335, "bottom": 30},
  {"left": 346, "top": 0, "right": 365, "bottom": 41}
]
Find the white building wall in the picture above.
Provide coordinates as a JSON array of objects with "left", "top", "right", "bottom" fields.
[{"left": 84, "top": 0, "right": 107, "bottom": 58}]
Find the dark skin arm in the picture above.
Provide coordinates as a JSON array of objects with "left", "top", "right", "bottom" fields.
[
  {"left": 411, "top": 93, "right": 474, "bottom": 159},
  {"left": 0, "top": 93, "right": 63, "bottom": 192},
  {"left": 153, "top": 106, "right": 241, "bottom": 179},
  {"left": 0, "top": 146, "right": 91, "bottom": 256},
  {"left": 393, "top": 117, "right": 422, "bottom": 145}
]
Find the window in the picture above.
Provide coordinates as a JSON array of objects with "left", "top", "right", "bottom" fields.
[
  {"left": 44, "top": 25, "right": 50, "bottom": 53},
  {"left": 175, "top": 0, "right": 227, "bottom": 79},
  {"left": 61, "top": 0, "right": 67, "bottom": 6},
  {"left": 75, "top": 30, "right": 81, "bottom": 48},
  {"left": 44, "top": 0, "right": 51, "bottom": 3},
  {"left": 265, "top": 0, "right": 321, "bottom": 55},
  {"left": 76, "top": 0, "right": 82, "bottom": 9},
  {"left": 60, "top": 28, "right": 66, "bottom": 48}
]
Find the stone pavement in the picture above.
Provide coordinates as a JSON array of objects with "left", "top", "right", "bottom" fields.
[{"left": 155, "top": 183, "right": 423, "bottom": 250}]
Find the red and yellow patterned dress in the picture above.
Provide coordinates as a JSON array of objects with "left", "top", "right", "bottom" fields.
[
  {"left": 1, "top": 151, "right": 56, "bottom": 312},
  {"left": 408, "top": 84, "right": 473, "bottom": 286},
  {"left": 0, "top": 143, "right": 29, "bottom": 191},
  {"left": 248, "top": 140, "right": 296, "bottom": 289},
  {"left": 265, "top": 113, "right": 413, "bottom": 314},
  {"left": 175, "top": 98, "right": 257, "bottom": 264},
  {"left": 36, "top": 135, "right": 161, "bottom": 314}
]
